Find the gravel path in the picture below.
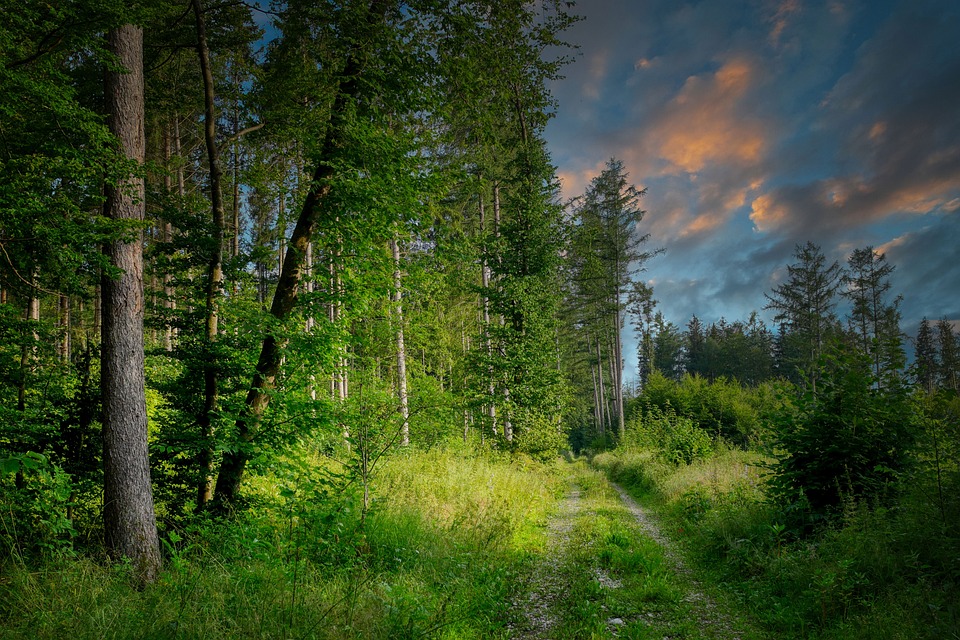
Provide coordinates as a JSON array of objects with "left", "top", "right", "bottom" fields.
[
  {"left": 609, "top": 481, "right": 746, "bottom": 640},
  {"left": 510, "top": 474, "right": 749, "bottom": 639},
  {"left": 512, "top": 484, "right": 583, "bottom": 638}
]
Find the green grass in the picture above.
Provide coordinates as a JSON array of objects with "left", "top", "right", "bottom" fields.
[
  {"left": 593, "top": 445, "right": 960, "bottom": 640},
  {"left": 0, "top": 446, "right": 562, "bottom": 639},
  {"left": 522, "top": 460, "right": 763, "bottom": 640}
]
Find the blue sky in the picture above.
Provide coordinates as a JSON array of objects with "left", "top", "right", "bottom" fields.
[{"left": 546, "top": 0, "right": 960, "bottom": 351}]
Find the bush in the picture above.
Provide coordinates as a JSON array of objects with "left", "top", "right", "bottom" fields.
[
  {"left": 634, "top": 371, "right": 772, "bottom": 447},
  {"left": 625, "top": 404, "right": 713, "bottom": 465},
  {"left": 768, "top": 345, "right": 917, "bottom": 526}
]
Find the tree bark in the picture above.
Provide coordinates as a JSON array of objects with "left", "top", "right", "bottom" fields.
[
  {"left": 102, "top": 23, "right": 161, "bottom": 585},
  {"left": 192, "top": 0, "right": 225, "bottom": 511},
  {"left": 478, "top": 190, "right": 497, "bottom": 434},
  {"left": 391, "top": 237, "right": 410, "bottom": 446},
  {"left": 212, "top": 0, "right": 393, "bottom": 508}
]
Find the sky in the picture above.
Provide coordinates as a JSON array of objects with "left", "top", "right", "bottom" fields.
[{"left": 545, "top": 0, "right": 960, "bottom": 353}]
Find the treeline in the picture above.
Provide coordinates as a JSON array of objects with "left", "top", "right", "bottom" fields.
[
  {"left": 588, "top": 242, "right": 960, "bottom": 637},
  {"left": 634, "top": 242, "right": 959, "bottom": 393}
]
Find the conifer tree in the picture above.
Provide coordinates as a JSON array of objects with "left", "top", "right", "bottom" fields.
[
  {"left": 765, "top": 241, "right": 842, "bottom": 392},
  {"left": 914, "top": 318, "right": 938, "bottom": 393},
  {"left": 842, "top": 246, "right": 905, "bottom": 386}
]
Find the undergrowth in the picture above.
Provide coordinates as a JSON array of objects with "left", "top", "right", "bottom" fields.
[
  {"left": 593, "top": 446, "right": 960, "bottom": 639},
  {"left": 0, "top": 446, "right": 561, "bottom": 639}
]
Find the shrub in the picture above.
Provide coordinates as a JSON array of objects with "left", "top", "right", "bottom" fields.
[
  {"left": 768, "top": 345, "right": 917, "bottom": 526},
  {"left": 625, "top": 404, "right": 713, "bottom": 465}
]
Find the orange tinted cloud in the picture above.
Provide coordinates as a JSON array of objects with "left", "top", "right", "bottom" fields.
[
  {"left": 649, "top": 59, "right": 769, "bottom": 175},
  {"left": 749, "top": 192, "right": 789, "bottom": 232}
]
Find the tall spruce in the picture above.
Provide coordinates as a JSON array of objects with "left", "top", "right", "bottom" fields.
[
  {"left": 765, "top": 241, "right": 842, "bottom": 392},
  {"left": 571, "top": 159, "right": 657, "bottom": 438},
  {"left": 914, "top": 318, "right": 938, "bottom": 393},
  {"left": 842, "top": 246, "right": 904, "bottom": 386}
]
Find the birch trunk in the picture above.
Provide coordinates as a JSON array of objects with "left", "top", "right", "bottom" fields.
[
  {"left": 493, "top": 183, "right": 512, "bottom": 442},
  {"left": 391, "top": 237, "right": 409, "bottom": 446},
  {"left": 478, "top": 191, "right": 497, "bottom": 434}
]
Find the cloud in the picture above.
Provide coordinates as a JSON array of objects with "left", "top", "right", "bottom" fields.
[
  {"left": 546, "top": 0, "right": 960, "bottom": 334},
  {"left": 647, "top": 59, "right": 769, "bottom": 175},
  {"left": 767, "top": 0, "right": 802, "bottom": 47},
  {"left": 747, "top": 5, "right": 960, "bottom": 238}
]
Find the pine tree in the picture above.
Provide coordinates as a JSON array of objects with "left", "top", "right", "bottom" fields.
[
  {"left": 570, "top": 159, "right": 658, "bottom": 438},
  {"left": 842, "top": 246, "right": 905, "bottom": 387},
  {"left": 937, "top": 318, "right": 959, "bottom": 393},
  {"left": 913, "top": 318, "right": 938, "bottom": 393},
  {"left": 765, "top": 242, "right": 842, "bottom": 392}
]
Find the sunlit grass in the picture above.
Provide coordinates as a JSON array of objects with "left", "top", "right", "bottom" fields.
[{"left": 0, "top": 445, "right": 563, "bottom": 639}]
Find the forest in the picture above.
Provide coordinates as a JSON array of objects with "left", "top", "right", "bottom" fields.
[{"left": 1, "top": 1, "right": 958, "bottom": 638}]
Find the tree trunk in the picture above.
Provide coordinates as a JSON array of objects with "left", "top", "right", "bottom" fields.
[
  {"left": 162, "top": 122, "right": 176, "bottom": 352},
  {"left": 478, "top": 190, "right": 497, "bottom": 434},
  {"left": 596, "top": 336, "right": 608, "bottom": 433},
  {"left": 193, "top": 0, "right": 225, "bottom": 512},
  {"left": 102, "top": 23, "right": 161, "bottom": 585},
  {"left": 493, "top": 183, "right": 512, "bottom": 442},
  {"left": 391, "top": 237, "right": 409, "bottom": 446},
  {"left": 17, "top": 288, "right": 39, "bottom": 412},
  {"left": 59, "top": 294, "right": 70, "bottom": 362},
  {"left": 212, "top": 0, "right": 392, "bottom": 508},
  {"left": 613, "top": 307, "right": 625, "bottom": 439}
]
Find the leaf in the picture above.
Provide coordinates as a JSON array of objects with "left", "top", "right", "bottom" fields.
[{"left": 0, "top": 458, "right": 21, "bottom": 476}]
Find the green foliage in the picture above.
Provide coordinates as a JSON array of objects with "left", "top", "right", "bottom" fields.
[
  {"left": 594, "top": 444, "right": 960, "bottom": 639},
  {"left": 634, "top": 370, "right": 774, "bottom": 447},
  {"left": 0, "top": 452, "right": 76, "bottom": 558},
  {"left": 511, "top": 411, "right": 568, "bottom": 462},
  {"left": 769, "top": 343, "right": 917, "bottom": 526},
  {"left": 0, "top": 446, "right": 558, "bottom": 639},
  {"left": 625, "top": 404, "right": 714, "bottom": 466}
]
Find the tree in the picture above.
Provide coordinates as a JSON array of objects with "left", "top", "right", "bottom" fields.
[
  {"left": 913, "top": 318, "right": 938, "bottom": 393},
  {"left": 938, "top": 318, "right": 959, "bottom": 393},
  {"left": 842, "top": 246, "right": 905, "bottom": 386},
  {"left": 101, "top": 23, "right": 161, "bottom": 583},
  {"left": 649, "top": 312, "right": 684, "bottom": 381},
  {"left": 571, "top": 159, "right": 658, "bottom": 438},
  {"left": 765, "top": 241, "right": 842, "bottom": 392}
]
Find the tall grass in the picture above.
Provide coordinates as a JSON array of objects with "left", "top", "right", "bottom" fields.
[
  {"left": 0, "top": 446, "right": 561, "bottom": 639},
  {"left": 593, "top": 445, "right": 960, "bottom": 639}
]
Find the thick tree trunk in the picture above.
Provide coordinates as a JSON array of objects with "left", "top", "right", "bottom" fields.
[
  {"left": 193, "top": 0, "right": 225, "bottom": 511},
  {"left": 102, "top": 23, "right": 161, "bottom": 584},
  {"left": 391, "top": 237, "right": 410, "bottom": 445}
]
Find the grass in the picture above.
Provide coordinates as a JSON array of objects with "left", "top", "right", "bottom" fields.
[
  {"left": 0, "top": 446, "right": 562, "bottom": 639},
  {"left": 523, "top": 460, "right": 763, "bottom": 640},
  {"left": 592, "top": 445, "right": 960, "bottom": 640}
]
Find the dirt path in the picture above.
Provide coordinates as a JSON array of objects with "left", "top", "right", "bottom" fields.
[
  {"left": 510, "top": 466, "right": 754, "bottom": 639},
  {"left": 609, "top": 482, "right": 746, "bottom": 639},
  {"left": 513, "top": 484, "right": 584, "bottom": 638}
]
